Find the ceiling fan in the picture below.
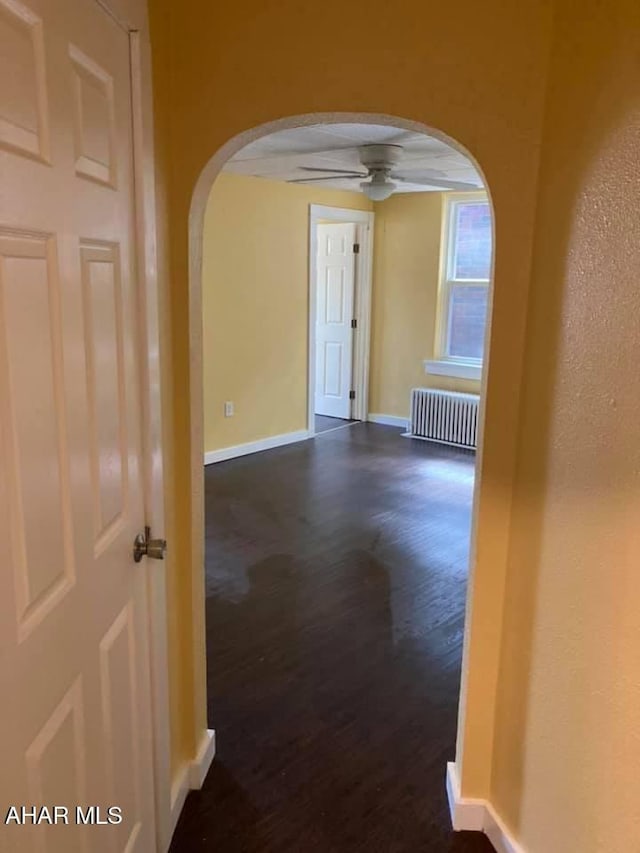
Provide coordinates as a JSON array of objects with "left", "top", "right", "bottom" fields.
[{"left": 287, "top": 144, "right": 480, "bottom": 201}]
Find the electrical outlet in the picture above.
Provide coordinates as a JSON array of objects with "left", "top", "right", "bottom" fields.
[{"left": 224, "top": 401, "right": 234, "bottom": 417}]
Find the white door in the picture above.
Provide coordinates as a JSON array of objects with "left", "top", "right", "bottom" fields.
[
  {"left": 314, "top": 222, "right": 356, "bottom": 419},
  {"left": 0, "top": 1, "right": 157, "bottom": 851}
]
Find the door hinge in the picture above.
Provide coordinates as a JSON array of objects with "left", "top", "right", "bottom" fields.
[
  {"left": 349, "top": 390, "right": 356, "bottom": 400},
  {"left": 353, "top": 243, "right": 360, "bottom": 254},
  {"left": 351, "top": 318, "right": 357, "bottom": 329}
]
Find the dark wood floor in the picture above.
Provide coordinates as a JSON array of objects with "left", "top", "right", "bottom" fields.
[{"left": 170, "top": 423, "right": 492, "bottom": 852}]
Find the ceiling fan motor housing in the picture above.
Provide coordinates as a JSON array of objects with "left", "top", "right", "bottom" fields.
[{"left": 359, "top": 143, "right": 403, "bottom": 171}]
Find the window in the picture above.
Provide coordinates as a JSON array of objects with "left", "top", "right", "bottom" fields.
[{"left": 437, "top": 193, "right": 492, "bottom": 366}]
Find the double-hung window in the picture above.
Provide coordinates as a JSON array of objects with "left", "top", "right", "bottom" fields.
[{"left": 435, "top": 193, "right": 492, "bottom": 374}]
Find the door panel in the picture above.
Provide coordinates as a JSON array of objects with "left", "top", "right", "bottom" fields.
[
  {"left": 0, "top": 0, "right": 50, "bottom": 161},
  {"left": 322, "top": 341, "right": 343, "bottom": 397},
  {"left": 0, "top": 1, "right": 156, "bottom": 850},
  {"left": 99, "top": 603, "right": 144, "bottom": 852},
  {"left": 25, "top": 678, "right": 88, "bottom": 853},
  {"left": 80, "top": 240, "right": 128, "bottom": 553},
  {"left": 314, "top": 222, "right": 355, "bottom": 419},
  {"left": 0, "top": 231, "right": 74, "bottom": 638}
]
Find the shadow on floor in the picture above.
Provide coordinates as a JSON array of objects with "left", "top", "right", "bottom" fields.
[
  {"left": 314, "top": 414, "right": 357, "bottom": 434},
  {"left": 171, "top": 424, "right": 490, "bottom": 852}
]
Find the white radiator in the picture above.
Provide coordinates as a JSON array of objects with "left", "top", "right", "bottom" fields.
[{"left": 405, "top": 388, "right": 479, "bottom": 449}]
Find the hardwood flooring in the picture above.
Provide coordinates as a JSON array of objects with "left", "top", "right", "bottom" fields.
[{"left": 170, "top": 423, "right": 492, "bottom": 852}]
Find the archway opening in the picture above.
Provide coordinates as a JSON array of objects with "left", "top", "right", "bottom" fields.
[{"left": 182, "top": 113, "right": 495, "bottom": 850}]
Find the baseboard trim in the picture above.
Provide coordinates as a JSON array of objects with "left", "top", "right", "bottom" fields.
[
  {"left": 446, "top": 763, "right": 525, "bottom": 853},
  {"left": 167, "top": 729, "right": 216, "bottom": 849},
  {"left": 367, "top": 413, "right": 408, "bottom": 429},
  {"left": 446, "top": 762, "right": 486, "bottom": 832},
  {"left": 204, "top": 430, "right": 311, "bottom": 464},
  {"left": 484, "top": 805, "right": 526, "bottom": 853},
  {"left": 189, "top": 728, "right": 216, "bottom": 789}
]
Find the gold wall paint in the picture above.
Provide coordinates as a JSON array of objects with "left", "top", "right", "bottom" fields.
[
  {"left": 369, "top": 192, "right": 480, "bottom": 417},
  {"left": 146, "top": 0, "right": 194, "bottom": 775},
  {"left": 202, "top": 173, "right": 371, "bottom": 453},
  {"left": 148, "top": 0, "right": 554, "bottom": 795},
  {"left": 490, "top": 0, "right": 640, "bottom": 850},
  {"left": 202, "top": 175, "right": 478, "bottom": 455}
]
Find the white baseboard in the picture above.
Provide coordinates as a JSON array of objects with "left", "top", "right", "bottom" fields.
[
  {"left": 167, "top": 729, "right": 216, "bottom": 850},
  {"left": 446, "top": 762, "right": 486, "bottom": 832},
  {"left": 484, "top": 805, "right": 526, "bottom": 853},
  {"left": 446, "top": 762, "right": 525, "bottom": 853},
  {"left": 189, "top": 728, "right": 216, "bottom": 789},
  {"left": 367, "top": 413, "right": 408, "bottom": 429},
  {"left": 204, "top": 430, "right": 311, "bottom": 464}
]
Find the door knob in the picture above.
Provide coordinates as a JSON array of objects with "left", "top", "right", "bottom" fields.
[{"left": 133, "top": 526, "right": 167, "bottom": 563}]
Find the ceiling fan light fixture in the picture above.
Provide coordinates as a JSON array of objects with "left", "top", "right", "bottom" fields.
[{"left": 361, "top": 175, "right": 396, "bottom": 201}]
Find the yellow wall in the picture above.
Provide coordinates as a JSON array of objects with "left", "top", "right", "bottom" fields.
[
  {"left": 202, "top": 175, "right": 479, "bottom": 452},
  {"left": 146, "top": 0, "right": 191, "bottom": 773},
  {"left": 369, "top": 192, "right": 480, "bottom": 417},
  {"left": 148, "top": 0, "right": 553, "bottom": 802},
  {"left": 150, "top": 2, "right": 640, "bottom": 849},
  {"left": 490, "top": 1, "right": 640, "bottom": 850},
  {"left": 202, "top": 173, "right": 371, "bottom": 453}
]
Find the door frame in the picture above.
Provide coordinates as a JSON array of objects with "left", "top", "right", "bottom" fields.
[
  {"left": 308, "top": 205, "right": 374, "bottom": 430},
  {"left": 127, "top": 27, "right": 173, "bottom": 851},
  {"left": 94, "top": 2, "right": 173, "bottom": 848}
]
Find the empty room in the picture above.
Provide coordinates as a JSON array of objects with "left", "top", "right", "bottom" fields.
[{"left": 182, "top": 122, "right": 493, "bottom": 850}]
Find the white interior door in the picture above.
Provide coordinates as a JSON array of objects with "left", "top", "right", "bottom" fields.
[
  {"left": 0, "top": 1, "right": 157, "bottom": 850},
  {"left": 314, "top": 222, "right": 356, "bottom": 419}
]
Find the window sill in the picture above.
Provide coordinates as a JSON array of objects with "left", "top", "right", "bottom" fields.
[{"left": 424, "top": 359, "right": 482, "bottom": 381}]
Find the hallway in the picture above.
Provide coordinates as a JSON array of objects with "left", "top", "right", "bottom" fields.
[{"left": 170, "top": 423, "right": 492, "bottom": 852}]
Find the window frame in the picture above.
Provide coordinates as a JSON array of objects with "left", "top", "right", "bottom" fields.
[{"left": 434, "top": 191, "right": 492, "bottom": 368}]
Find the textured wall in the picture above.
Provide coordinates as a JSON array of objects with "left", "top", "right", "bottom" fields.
[
  {"left": 148, "top": 0, "right": 553, "bottom": 789},
  {"left": 491, "top": 0, "right": 640, "bottom": 849}
]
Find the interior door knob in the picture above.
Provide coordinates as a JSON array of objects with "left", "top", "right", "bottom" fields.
[{"left": 133, "top": 526, "right": 167, "bottom": 563}]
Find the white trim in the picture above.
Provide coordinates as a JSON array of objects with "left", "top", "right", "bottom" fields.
[
  {"left": 309, "top": 205, "right": 374, "bottom": 429},
  {"left": 167, "top": 729, "right": 216, "bottom": 848},
  {"left": 446, "top": 763, "right": 526, "bottom": 853},
  {"left": 484, "top": 805, "right": 527, "bottom": 853},
  {"left": 204, "top": 429, "right": 311, "bottom": 464},
  {"left": 446, "top": 761, "right": 486, "bottom": 832},
  {"left": 435, "top": 191, "right": 491, "bottom": 363},
  {"left": 367, "top": 413, "right": 408, "bottom": 429},
  {"left": 352, "top": 218, "right": 374, "bottom": 423},
  {"left": 424, "top": 359, "right": 482, "bottom": 381},
  {"left": 189, "top": 728, "right": 216, "bottom": 789},
  {"left": 125, "top": 22, "right": 173, "bottom": 853}
]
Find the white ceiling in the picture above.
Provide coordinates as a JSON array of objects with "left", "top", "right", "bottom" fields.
[{"left": 223, "top": 123, "right": 483, "bottom": 194}]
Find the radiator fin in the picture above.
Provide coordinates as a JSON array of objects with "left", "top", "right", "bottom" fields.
[{"left": 406, "top": 388, "right": 479, "bottom": 449}]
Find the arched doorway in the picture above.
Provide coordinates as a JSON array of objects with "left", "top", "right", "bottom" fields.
[{"left": 178, "top": 112, "right": 495, "bottom": 849}]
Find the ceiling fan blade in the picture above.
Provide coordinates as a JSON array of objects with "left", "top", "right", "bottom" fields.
[
  {"left": 287, "top": 174, "right": 362, "bottom": 184},
  {"left": 393, "top": 175, "right": 481, "bottom": 191},
  {"left": 298, "top": 166, "right": 367, "bottom": 176},
  {"left": 392, "top": 167, "right": 447, "bottom": 179}
]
